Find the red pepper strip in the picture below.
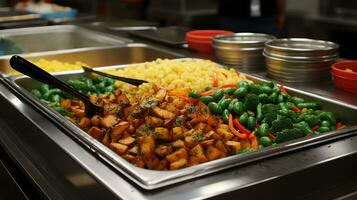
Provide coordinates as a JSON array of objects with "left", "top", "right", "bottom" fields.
[
  {"left": 251, "top": 136, "right": 259, "bottom": 150},
  {"left": 268, "top": 132, "right": 276, "bottom": 141},
  {"left": 221, "top": 84, "right": 238, "bottom": 89},
  {"left": 200, "top": 89, "right": 217, "bottom": 96},
  {"left": 336, "top": 122, "right": 346, "bottom": 129},
  {"left": 228, "top": 114, "right": 247, "bottom": 139},
  {"left": 222, "top": 72, "right": 228, "bottom": 78},
  {"left": 248, "top": 132, "right": 256, "bottom": 139},
  {"left": 233, "top": 118, "right": 251, "bottom": 135},
  {"left": 312, "top": 125, "right": 320, "bottom": 131},
  {"left": 174, "top": 95, "right": 199, "bottom": 104},
  {"left": 291, "top": 106, "right": 302, "bottom": 113},
  {"left": 279, "top": 85, "right": 288, "bottom": 94},
  {"left": 213, "top": 72, "right": 218, "bottom": 87},
  {"left": 305, "top": 133, "right": 312, "bottom": 137}
]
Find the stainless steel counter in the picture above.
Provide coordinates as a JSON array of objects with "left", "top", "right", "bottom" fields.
[{"left": 0, "top": 23, "right": 356, "bottom": 199}]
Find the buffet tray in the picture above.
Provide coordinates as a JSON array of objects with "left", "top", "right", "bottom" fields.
[
  {"left": 0, "top": 25, "right": 131, "bottom": 63},
  {"left": 3, "top": 59, "right": 357, "bottom": 190},
  {"left": 0, "top": 43, "right": 183, "bottom": 74}
]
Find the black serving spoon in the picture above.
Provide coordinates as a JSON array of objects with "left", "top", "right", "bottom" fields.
[
  {"left": 82, "top": 66, "right": 148, "bottom": 86},
  {"left": 9, "top": 55, "right": 102, "bottom": 117}
]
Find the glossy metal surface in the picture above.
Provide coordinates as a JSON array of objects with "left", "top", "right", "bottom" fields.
[
  {"left": 5, "top": 59, "right": 357, "bottom": 190},
  {"left": 0, "top": 43, "right": 182, "bottom": 74},
  {"left": 213, "top": 33, "right": 275, "bottom": 69},
  {"left": 263, "top": 38, "right": 339, "bottom": 82},
  {"left": 0, "top": 25, "right": 131, "bottom": 71}
]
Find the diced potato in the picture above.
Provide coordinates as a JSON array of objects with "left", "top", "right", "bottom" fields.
[
  {"left": 166, "top": 148, "right": 188, "bottom": 163},
  {"left": 172, "top": 127, "right": 184, "bottom": 140},
  {"left": 241, "top": 140, "right": 251, "bottom": 149},
  {"left": 145, "top": 116, "right": 164, "bottom": 127},
  {"left": 226, "top": 141, "right": 242, "bottom": 153},
  {"left": 152, "top": 127, "right": 171, "bottom": 141},
  {"left": 152, "top": 107, "right": 175, "bottom": 119},
  {"left": 155, "top": 159, "right": 169, "bottom": 170},
  {"left": 172, "top": 140, "right": 185, "bottom": 148},
  {"left": 215, "top": 140, "right": 228, "bottom": 156},
  {"left": 154, "top": 145, "right": 173, "bottom": 157},
  {"left": 200, "top": 139, "right": 215, "bottom": 147},
  {"left": 154, "top": 88, "right": 167, "bottom": 102},
  {"left": 88, "top": 127, "right": 105, "bottom": 140},
  {"left": 91, "top": 115, "right": 101, "bottom": 126},
  {"left": 111, "top": 121, "right": 130, "bottom": 143},
  {"left": 71, "top": 107, "right": 86, "bottom": 118},
  {"left": 206, "top": 115, "right": 218, "bottom": 128},
  {"left": 110, "top": 143, "right": 128, "bottom": 154},
  {"left": 216, "top": 128, "right": 234, "bottom": 140},
  {"left": 170, "top": 158, "right": 187, "bottom": 170},
  {"left": 60, "top": 99, "right": 71, "bottom": 109},
  {"left": 78, "top": 117, "right": 91, "bottom": 129},
  {"left": 102, "top": 132, "right": 111, "bottom": 147},
  {"left": 128, "top": 145, "right": 139, "bottom": 155},
  {"left": 184, "top": 136, "right": 199, "bottom": 149},
  {"left": 143, "top": 154, "right": 160, "bottom": 169},
  {"left": 118, "top": 136, "right": 136, "bottom": 145},
  {"left": 101, "top": 114, "right": 118, "bottom": 128},
  {"left": 189, "top": 144, "right": 208, "bottom": 163},
  {"left": 190, "top": 116, "right": 207, "bottom": 126},
  {"left": 139, "top": 135, "right": 155, "bottom": 157},
  {"left": 116, "top": 93, "right": 130, "bottom": 106},
  {"left": 103, "top": 103, "right": 119, "bottom": 116},
  {"left": 206, "top": 146, "right": 222, "bottom": 161}
]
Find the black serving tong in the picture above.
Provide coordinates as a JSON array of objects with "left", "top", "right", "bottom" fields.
[
  {"left": 82, "top": 66, "right": 148, "bottom": 86},
  {"left": 9, "top": 55, "right": 102, "bottom": 117}
]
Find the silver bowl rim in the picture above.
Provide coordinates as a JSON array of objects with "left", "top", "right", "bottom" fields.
[
  {"left": 213, "top": 33, "right": 276, "bottom": 44},
  {"left": 264, "top": 38, "right": 339, "bottom": 52}
]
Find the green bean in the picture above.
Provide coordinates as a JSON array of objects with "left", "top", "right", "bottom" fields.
[
  {"left": 224, "top": 88, "right": 236, "bottom": 95},
  {"left": 291, "top": 97, "right": 305, "bottom": 105},
  {"left": 222, "top": 109, "right": 230, "bottom": 124},
  {"left": 257, "top": 123, "right": 269, "bottom": 137},
  {"left": 256, "top": 103, "right": 263, "bottom": 122},
  {"left": 259, "top": 86, "right": 272, "bottom": 94},
  {"left": 199, "top": 96, "right": 214, "bottom": 105},
  {"left": 31, "top": 89, "right": 42, "bottom": 98},
  {"left": 228, "top": 99, "right": 238, "bottom": 112},
  {"left": 239, "top": 112, "right": 249, "bottom": 124},
  {"left": 212, "top": 89, "right": 224, "bottom": 102},
  {"left": 218, "top": 98, "right": 232, "bottom": 110},
  {"left": 208, "top": 102, "right": 223, "bottom": 115},
  {"left": 189, "top": 91, "right": 200, "bottom": 99},
  {"left": 297, "top": 102, "right": 317, "bottom": 110},
  {"left": 246, "top": 116, "right": 256, "bottom": 130},
  {"left": 233, "top": 87, "right": 248, "bottom": 98},
  {"left": 39, "top": 84, "right": 50, "bottom": 95},
  {"left": 233, "top": 101, "right": 245, "bottom": 115}
]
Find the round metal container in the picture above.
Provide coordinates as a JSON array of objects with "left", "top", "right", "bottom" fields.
[
  {"left": 263, "top": 38, "right": 339, "bottom": 83},
  {"left": 213, "top": 33, "right": 275, "bottom": 69}
]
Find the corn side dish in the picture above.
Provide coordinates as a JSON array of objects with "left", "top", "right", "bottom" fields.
[
  {"left": 9, "top": 59, "right": 88, "bottom": 75},
  {"left": 104, "top": 59, "right": 248, "bottom": 97}
]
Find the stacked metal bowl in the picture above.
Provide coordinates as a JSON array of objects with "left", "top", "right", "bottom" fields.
[
  {"left": 263, "top": 38, "right": 339, "bottom": 83},
  {"left": 213, "top": 33, "right": 275, "bottom": 69}
]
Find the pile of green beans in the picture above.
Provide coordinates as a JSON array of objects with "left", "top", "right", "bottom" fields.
[
  {"left": 30, "top": 76, "right": 116, "bottom": 116},
  {"left": 189, "top": 80, "right": 342, "bottom": 146}
]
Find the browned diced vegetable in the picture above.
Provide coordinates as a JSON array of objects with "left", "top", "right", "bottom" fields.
[
  {"left": 71, "top": 107, "right": 86, "bottom": 118},
  {"left": 91, "top": 115, "right": 101, "bottom": 126},
  {"left": 154, "top": 88, "right": 167, "bottom": 102},
  {"left": 102, "top": 132, "right": 111, "bottom": 147},
  {"left": 128, "top": 145, "right": 139, "bottom": 155},
  {"left": 155, "top": 159, "right": 169, "bottom": 170},
  {"left": 152, "top": 127, "right": 171, "bottom": 141},
  {"left": 152, "top": 107, "right": 175, "bottom": 119},
  {"left": 78, "top": 117, "right": 91, "bottom": 129},
  {"left": 101, "top": 114, "right": 118, "bottom": 128},
  {"left": 170, "top": 158, "right": 187, "bottom": 170},
  {"left": 172, "top": 127, "right": 184, "bottom": 140},
  {"left": 166, "top": 148, "right": 187, "bottom": 163},
  {"left": 206, "top": 146, "right": 222, "bottom": 161},
  {"left": 60, "top": 99, "right": 71, "bottom": 109},
  {"left": 139, "top": 135, "right": 155, "bottom": 157},
  {"left": 172, "top": 139, "right": 185, "bottom": 148},
  {"left": 154, "top": 144, "right": 173, "bottom": 157},
  {"left": 189, "top": 144, "right": 208, "bottom": 164},
  {"left": 111, "top": 121, "right": 130, "bottom": 143},
  {"left": 226, "top": 141, "right": 242, "bottom": 153},
  {"left": 216, "top": 127, "right": 234, "bottom": 140},
  {"left": 110, "top": 143, "right": 128, "bottom": 154},
  {"left": 118, "top": 136, "right": 135, "bottom": 145},
  {"left": 143, "top": 154, "right": 160, "bottom": 169},
  {"left": 103, "top": 103, "right": 119, "bottom": 116},
  {"left": 88, "top": 127, "right": 105, "bottom": 140},
  {"left": 145, "top": 116, "right": 164, "bottom": 127}
]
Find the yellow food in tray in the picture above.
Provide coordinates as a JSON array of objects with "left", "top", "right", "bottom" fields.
[
  {"left": 104, "top": 59, "right": 247, "bottom": 96},
  {"left": 9, "top": 59, "right": 88, "bottom": 75}
]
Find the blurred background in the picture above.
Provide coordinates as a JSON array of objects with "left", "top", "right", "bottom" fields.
[{"left": 1, "top": 0, "right": 357, "bottom": 59}]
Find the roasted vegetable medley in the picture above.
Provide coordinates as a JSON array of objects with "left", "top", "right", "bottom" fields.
[{"left": 30, "top": 76, "right": 345, "bottom": 171}]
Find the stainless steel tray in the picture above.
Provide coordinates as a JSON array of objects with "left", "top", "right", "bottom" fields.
[
  {"left": 0, "top": 43, "right": 182, "bottom": 74},
  {"left": 0, "top": 25, "right": 131, "bottom": 58},
  {"left": 3, "top": 59, "right": 357, "bottom": 190}
]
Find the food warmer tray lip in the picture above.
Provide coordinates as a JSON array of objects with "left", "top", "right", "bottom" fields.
[
  {"left": 0, "top": 24, "right": 132, "bottom": 55},
  {"left": 3, "top": 59, "right": 357, "bottom": 190}
]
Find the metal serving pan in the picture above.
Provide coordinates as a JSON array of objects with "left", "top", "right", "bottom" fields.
[
  {"left": 0, "top": 44, "right": 183, "bottom": 74},
  {"left": 3, "top": 59, "right": 357, "bottom": 190},
  {"left": 0, "top": 25, "right": 131, "bottom": 57}
]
